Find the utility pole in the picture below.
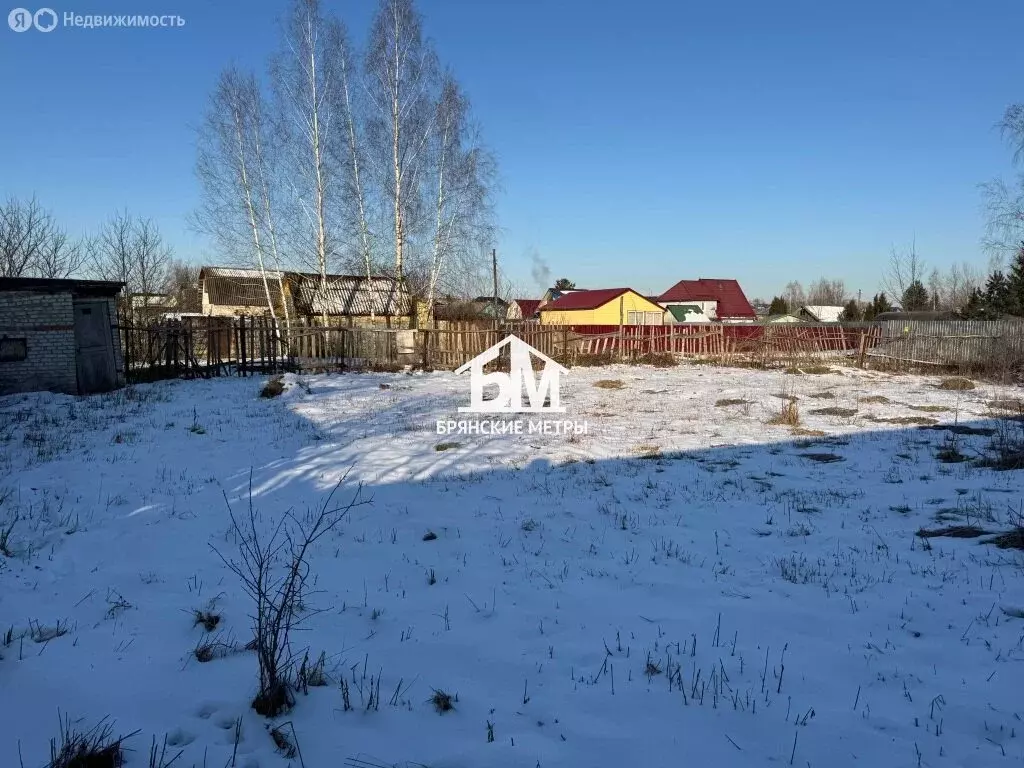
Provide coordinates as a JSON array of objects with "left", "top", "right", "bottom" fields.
[{"left": 492, "top": 248, "right": 499, "bottom": 328}]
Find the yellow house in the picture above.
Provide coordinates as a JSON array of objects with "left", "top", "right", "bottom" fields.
[{"left": 539, "top": 288, "right": 664, "bottom": 325}]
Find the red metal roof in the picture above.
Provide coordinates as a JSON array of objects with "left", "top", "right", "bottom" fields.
[
  {"left": 513, "top": 299, "right": 541, "bottom": 317},
  {"left": 658, "top": 278, "right": 756, "bottom": 319},
  {"left": 543, "top": 287, "right": 636, "bottom": 312}
]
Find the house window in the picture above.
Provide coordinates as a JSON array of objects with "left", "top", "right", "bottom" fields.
[{"left": 0, "top": 337, "right": 27, "bottom": 362}]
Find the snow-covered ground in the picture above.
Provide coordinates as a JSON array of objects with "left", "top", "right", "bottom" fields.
[{"left": 1, "top": 363, "right": 1023, "bottom": 768}]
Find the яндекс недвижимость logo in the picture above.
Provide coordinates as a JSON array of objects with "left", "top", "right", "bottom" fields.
[{"left": 437, "top": 335, "right": 587, "bottom": 437}]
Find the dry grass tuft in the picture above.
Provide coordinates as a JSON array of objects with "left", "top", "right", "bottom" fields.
[
  {"left": 715, "top": 398, "right": 750, "bottom": 407},
  {"left": 908, "top": 404, "right": 952, "bottom": 413},
  {"left": 800, "top": 452, "right": 844, "bottom": 463},
  {"left": 633, "top": 444, "right": 662, "bottom": 459},
  {"left": 193, "top": 608, "right": 221, "bottom": 632},
  {"left": 988, "top": 398, "right": 1024, "bottom": 412},
  {"left": 47, "top": 714, "right": 137, "bottom": 768},
  {"left": 791, "top": 428, "right": 827, "bottom": 437},
  {"left": 593, "top": 379, "right": 625, "bottom": 390},
  {"left": 767, "top": 400, "right": 800, "bottom": 427},
  {"left": 917, "top": 525, "right": 990, "bottom": 539},
  {"left": 430, "top": 689, "right": 456, "bottom": 714},
  {"left": 260, "top": 376, "right": 286, "bottom": 399},
  {"left": 809, "top": 407, "right": 857, "bottom": 418},
  {"left": 858, "top": 395, "right": 891, "bottom": 404},
  {"left": 632, "top": 352, "right": 677, "bottom": 368},
  {"left": 863, "top": 414, "right": 938, "bottom": 426},
  {"left": 808, "top": 391, "right": 836, "bottom": 399},
  {"left": 937, "top": 377, "right": 975, "bottom": 391},
  {"left": 785, "top": 365, "right": 835, "bottom": 375},
  {"left": 987, "top": 530, "right": 1024, "bottom": 550},
  {"left": 434, "top": 442, "right": 461, "bottom": 452}
]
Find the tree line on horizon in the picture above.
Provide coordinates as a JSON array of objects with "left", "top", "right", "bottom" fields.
[{"left": 5, "top": 28, "right": 1024, "bottom": 321}]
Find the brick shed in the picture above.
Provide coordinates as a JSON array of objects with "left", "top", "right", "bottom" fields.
[{"left": 0, "top": 278, "right": 126, "bottom": 396}]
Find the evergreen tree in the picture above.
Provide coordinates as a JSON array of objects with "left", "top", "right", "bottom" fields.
[
  {"left": 839, "top": 298, "right": 862, "bottom": 321},
  {"left": 1005, "top": 243, "right": 1024, "bottom": 316},
  {"left": 961, "top": 287, "right": 990, "bottom": 319},
  {"left": 768, "top": 296, "right": 789, "bottom": 315},
  {"left": 901, "top": 280, "right": 930, "bottom": 311},
  {"left": 862, "top": 292, "right": 892, "bottom": 321},
  {"left": 985, "top": 270, "right": 1011, "bottom": 315},
  {"left": 553, "top": 278, "right": 576, "bottom": 290}
]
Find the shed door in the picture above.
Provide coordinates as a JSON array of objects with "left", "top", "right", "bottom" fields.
[{"left": 73, "top": 301, "right": 117, "bottom": 394}]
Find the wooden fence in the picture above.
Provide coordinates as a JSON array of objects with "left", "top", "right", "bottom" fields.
[
  {"left": 869, "top": 319, "right": 1024, "bottom": 373},
  {"left": 118, "top": 316, "right": 1024, "bottom": 383}
]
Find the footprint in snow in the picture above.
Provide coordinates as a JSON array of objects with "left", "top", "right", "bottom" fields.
[{"left": 165, "top": 729, "right": 195, "bottom": 747}]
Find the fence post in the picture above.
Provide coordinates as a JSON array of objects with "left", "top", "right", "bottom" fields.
[
  {"left": 857, "top": 329, "right": 868, "bottom": 368},
  {"left": 239, "top": 316, "right": 247, "bottom": 377}
]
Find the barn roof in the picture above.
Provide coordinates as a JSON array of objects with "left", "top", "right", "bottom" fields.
[
  {"left": 543, "top": 288, "right": 638, "bottom": 311},
  {"left": 512, "top": 299, "right": 541, "bottom": 317},
  {"left": 289, "top": 273, "right": 411, "bottom": 317},
  {"left": 658, "top": 278, "right": 756, "bottom": 319},
  {"left": 0, "top": 277, "right": 124, "bottom": 297},
  {"left": 199, "top": 267, "right": 287, "bottom": 307}
]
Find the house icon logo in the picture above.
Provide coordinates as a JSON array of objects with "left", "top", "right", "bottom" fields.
[{"left": 454, "top": 335, "right": 568, "bottom": 414}]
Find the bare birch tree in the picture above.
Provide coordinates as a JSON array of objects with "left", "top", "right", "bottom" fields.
[
  {"left": 983, "top": 104, "right": 1024, "bottom": 257},
  {"left": 195, "top": 69, "right": 288, "bottom": 335},
  {"left": 424, "top": 75, "right": 496, "bottom": 316},
  {"left": 366, "top": 0, "right": 438, "bottom": 283},
  {"left": 331, "top": 19, "right": 378, "bottom": 315},
  {"left": 272, "top": 0, "right": 341, "bottom": 321}
]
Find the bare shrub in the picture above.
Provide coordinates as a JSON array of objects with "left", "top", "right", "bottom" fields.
[
  {"left": 976, "top": 415, "right": 1024, "bottom": 471},
  {"left": 0, "top": 512, "right": 16, "bottom": 557},
  {"left": 214, "top": 474, "right": 365, "bottom": 717}
]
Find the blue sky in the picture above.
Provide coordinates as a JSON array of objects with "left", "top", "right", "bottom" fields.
[{"left": 2, "top": 0, "right": 1023, "bottom": 300}]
